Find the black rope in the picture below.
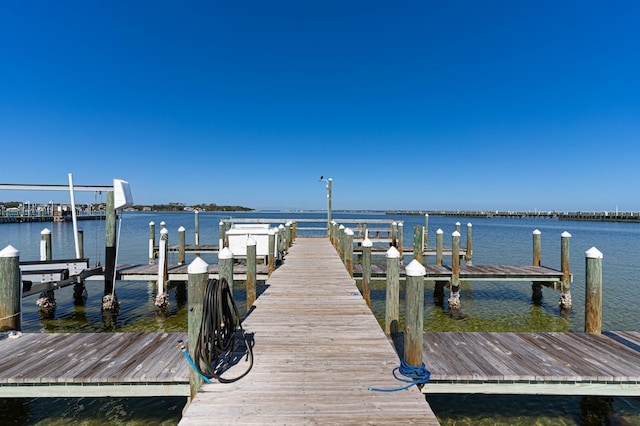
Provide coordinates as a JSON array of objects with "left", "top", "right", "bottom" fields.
[{"left": 194, "top": 277, "right": 253, "bottom": 383}]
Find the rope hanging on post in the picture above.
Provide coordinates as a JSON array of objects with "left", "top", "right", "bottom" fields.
[{"left": 190, "top": 277, "right": 253, "bottom": 383}]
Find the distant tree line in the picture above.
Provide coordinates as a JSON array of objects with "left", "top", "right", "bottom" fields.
[{"left": 135, "top": 202, "right": 253, "bottom": 212}]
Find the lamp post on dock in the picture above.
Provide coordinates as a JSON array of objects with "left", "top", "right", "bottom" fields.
[{"left": 319, "top": 176, "right": 332, "bottom": 236}]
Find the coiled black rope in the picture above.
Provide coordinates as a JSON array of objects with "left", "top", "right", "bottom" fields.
[{"left": 193, "top": 277, "right": 253, "bottom": 383}]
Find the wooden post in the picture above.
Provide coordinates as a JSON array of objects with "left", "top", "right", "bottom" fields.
[
  {"left": 560, "top": 231, "right": 572, "bottom": 311},
  {"left": 194, "top": 210, "right": 200, "bottom": 246},
  {"left": 104, "top": 191, "right": 117, "bottom": 296},
  {"left": 219, "top": 247, "right": 234, "bottom": 293},
  {"left": 424, "top": 214, "right": 429, "bottom": 248},
  {"left": 187, "top": 257, "right": 209, "bottom": 399},
  {"left": 149, "top": 221, "right": 156, "bottom": 264},
  {"left": 531, "top": 229, "right": 543, "bottom": 304},
  {"left": 178, "top": 226, "right": 186, "bottom": 265},
  {"left": 160, "top": 221, "right": 166, "bottom": 231},
  {"left": 40, "top": 228, "right": 52, "bottom": 261},
  {"left": 246, "top": 237, "right": 257, "bottom": 309},
  {"left": 413, "top": 224, "right": 423, "bottom": 261},
  {"left": 268, "top": 229, "right": 276, "bottom": 276},
  {"left": 77, "top": 228, "right": 84, "bottom": 259},
  {"left": 436, "top": 228, "right": 444, "bottom": 266},
  {"left": 405, "top": 259, "right": 426, "bottom": 367},
  {"left": 362, "top": 237, "right": 372, "bottom": 308},
  {"left": 448, "top": 231, "right": 461, "bottom": 313},
  {"left": 327, "top": 178, "right": 333, "bottom": 236},
  {"left": 338, "top": 225, "right": 345, "bottom": 261},
  {"left": 585, "top": 247, "right": 603, "bottom": 334},
  {"left": 285, "top": 221, "right": 292, "bottom": 251},
  {"left": 533, "top": 229, "right": 541, "bottom": 266},
  {"left": 465, "top": 223, "right": 472, "bottom": 264},
  {"left": 155, "top": 228, "right": 169, "bottom": 309},
  {"left": 385, "top": 246, "right": 400, "bottom": 335},
  {"left": 398, "top": 222, "right": 404, "bottom": 258},
  {"left": 0, "top": 245, "right": 21, "bottom": 332},
  {"left": 218, "top": 221, "right": 224, "bottom": 248},
  {"left": 225, "top": 222, "right": 231, "bottom": 247},
  {"left": 455, "top": 222, "right": 461, "bottom": 233},
  {"left": 391, "top": 222, "right": 397, "bottom": 247},
  {"left": 345, "top": 228, "right": 354, "bottom": 277}
]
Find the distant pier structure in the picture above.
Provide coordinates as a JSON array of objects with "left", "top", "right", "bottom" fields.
[{"left": 388, "top": 210, "right": 640, "bottom": 223}]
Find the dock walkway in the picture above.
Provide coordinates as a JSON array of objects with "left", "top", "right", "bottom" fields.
[
  {"left": 179, "top": 237, "right": 438, "bottom": 425},
  {"left": 0, "top": 332, "right": 189, "bottom": 397}
]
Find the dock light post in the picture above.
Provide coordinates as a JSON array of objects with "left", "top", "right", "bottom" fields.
[{"left": 319, "top": 176, "right": 332, "bottom": 236}]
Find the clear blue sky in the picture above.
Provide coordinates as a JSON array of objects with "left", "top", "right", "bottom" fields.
[{"left": 1, "top": 1, "right": 639, "bottom": 211}]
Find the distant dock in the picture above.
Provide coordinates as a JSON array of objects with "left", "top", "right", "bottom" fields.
[{"left": 388, "top": 210, "right": 640, "bottom": 223}]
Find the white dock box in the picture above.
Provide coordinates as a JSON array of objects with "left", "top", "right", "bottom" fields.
[{"left": 226, "top": 224, "right": 278, "bottom": 257}]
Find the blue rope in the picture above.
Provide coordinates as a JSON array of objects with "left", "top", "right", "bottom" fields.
[
  {"left": 369, "top": 358, "right": 431, "bottom": 392},
  {"left": 177, "top": 340, "right": 212, "bottom": 384}
]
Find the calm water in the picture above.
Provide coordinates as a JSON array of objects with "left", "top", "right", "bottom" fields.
[{"left": 1, "top": 211, "right": 639, "bottom": 425}]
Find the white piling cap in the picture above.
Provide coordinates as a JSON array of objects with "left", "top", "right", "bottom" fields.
[
  {"left": 467, "top": 223, "right": 472, "bottom": 227},
  {"left": 219, "top": 247, "right": 234, "bottom": 259},
  {"left": 160, "top": 228, "right": 169, "bottom": 235},
  {"left": 456, "top": 222, "right": 460, "bottom": 226},
  {"left": 149, "top": 221, "right": 155, "bottom": 226},
  {"left": 362, "top": 238, "right": 372, "bottom": 247},
  {"left": 345, "top": 228, "right": 354, "bottom": 236},
  {"left": 398, "top": 222, "right": 403, "bottom": 227},
  {"left": 562, "top": 231, "right": 572, "bottom": 238},
  {"left": 188, "top": 256, "right": 209, "bottom": 274},
  {"left": 268, "top": 228, "right": 276, "bottom": 235},
  {"left": 247, "top": 236, "right": 257, "bottom": 246},
  {"left": 452, "top": 231, "right": 460, "bottom": 237},
  {"left": 339, "top": 224, "right": 345, "bottom": 230},
  {"left": 425, "top": 213, "right": 429, "bottom": 217},
  {"left": 41, "top": 228, "right": 51, "bottom": 235},
  {"left": 386, "top": 246, "right": 400, "bottom": 258},
  {"left": 160, "top": 221, "right": 166, "bottom": 225},
  {"left": 219, "top": 221, "right": 224, "bottom": 225},
  {"left": 279, "top": 224, "right": 285, "bottom": 229},
  {"left": 405, "top": 259, "right": 426, "bottom": 277},
  {"left": 178, "top": 226, "right": 185, "bottom": 232},
  {"left": 586, "top": 247, "right": 603, "bottom": 259},
  {"left": 437, "top": 228, "right": 443, "bottom": 234},
  {"left": 331, "top": 220, "right": 337, "bottom": 224},
  {"left": 0, "top": 245, "right": 19, "bottom": 257},
  {"left": 533, "top": 229, "right": 541, "bottom": 235},
  {"left": 392, "top": 222, "right": 397, "bottom": 226}
]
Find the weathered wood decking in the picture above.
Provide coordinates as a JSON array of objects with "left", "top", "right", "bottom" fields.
[
  {"left": 179, "top": 237, "right": 438, "bottom": 425},
  {"left": 0, "top": 332, "right": 189, "bottom": 397},
  {"left": 417, "top": 331, "right": 640, "bottom": 396}
]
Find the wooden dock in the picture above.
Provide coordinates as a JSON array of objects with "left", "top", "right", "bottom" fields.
[
  {"left": 0, "top": 332, "right": 189, "bottom": 397},
  {"left": 179, "top": 237, "right": 438, "bottom": 425},
  {"left": 85, "top": 262, "right": 270, "bottom": 282},
  {"left": 416, "top": 331, "right": 640, "bottom": 396}
]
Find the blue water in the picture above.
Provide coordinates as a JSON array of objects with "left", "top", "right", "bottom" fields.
[{"left": 1, "top": 211, "right": 639, "bottom": 424}]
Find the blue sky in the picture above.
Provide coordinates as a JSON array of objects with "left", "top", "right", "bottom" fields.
[{"left": 1, "top": 1, "right": 639, "bottom": 211}]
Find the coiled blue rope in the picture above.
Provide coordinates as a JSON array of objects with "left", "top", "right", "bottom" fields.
[{"left": 369, "top": 358, "right": 431, "bottom": 392}]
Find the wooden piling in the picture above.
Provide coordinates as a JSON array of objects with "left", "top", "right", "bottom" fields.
[
  {"left": 268, "top": 229, "right": 276, "bottom": 276},
  {"left": 40, "top": 228, "right": 52, "bottom": 261},
  {"left": 178, "top": 226, "right": 186, "bottom": 265},
  {"left": 0, "top": 245, "right": 21, "bottom": 332},
  {"left": 155, "top": 228, "right": 169, "bottom": 308},
  {"left": 391, "top": 222, "right": 397, "bottom": 247},
  {"left": 338, "top": 225, "right": 345, "bottom": 261},
  {"left": 560, "top": 231, "right": 572, "bottom": 310},
  {"left": 77, "top": 228, "right": 84, "bottom": 259},
  {"left": 149, "top": 221, "right": 156, "bottom": 264},
  {"left": 404, "top": 259, "right": 426, "bottom": 367},
  {"left": 278, "top": 224, "right": 285, "bottom": 258},
  {"left": 436, "top": 229, "right": 443, "bottom": 266},
  {"left": 585, "top": 247, "right": 603, "bottom": 334},
  {"left": 285, "top": 221, "right": 292, "bottom": 251},
  {"left": 465, "top": 223, "right": 472, "bottom": 264},
  {"left": 194, "top": 210, "right": 200, "bottom": 246},
  {"left": 455, "top": 222, "right": 461, "bottom": 233},
  {"left": 219, "top": 247, "right": 234, "bottom": 293},
  {"left": 533, "top": 229, "right": 541, "bottom": 266},
  {"left": 246, "top": 237, "right": 257, "bottom": 309},
  {"left": 413, "top": 225, "right": 423, "bottom": 261},
  {"left": 424, "top": 213, "right": 429, "bottom": 248},
  {"left": 218, "top": 221, "right": 224, "bottom": 248},
  {"left": 345, "top": 228, "right": 354, "bottom": 277},
  {"left": 187, "top": 257, "right": 209, "bottom": 399},
  {"left": 448, "top": 231, "right": 461, "bottom": 312},
  {"left": 104, "top": 191, "right": 117, "bottom": 296},
  {"left": 385, "top": 246, "right": 400, "bottom": 335},
  {"left": 362, "top": 237, "right": 372, "bottom": 308}
]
